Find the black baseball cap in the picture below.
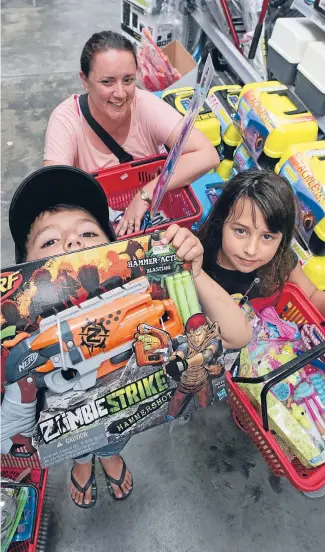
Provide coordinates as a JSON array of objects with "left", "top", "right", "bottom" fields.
[{"left": 9, "top": 165, "right": 116, "bottom": 263}]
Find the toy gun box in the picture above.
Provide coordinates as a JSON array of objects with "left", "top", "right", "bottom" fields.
[{"left": 1, "top": 232, "right": 224, "bottom": 467}]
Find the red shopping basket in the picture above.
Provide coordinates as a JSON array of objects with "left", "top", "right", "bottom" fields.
[
  {"left": 1, "top": 452, "right": 48, "bottom": 552},
  {"left": 94, "top": 155, "right": 202, "bottom": 238},
  {"left": 227, "top": 283, "right": 325, "bottom": 492}
]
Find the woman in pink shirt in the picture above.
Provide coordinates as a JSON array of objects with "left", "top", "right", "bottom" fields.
[{"left": 44, "top": 30, "right": 219, "bottom": 236}]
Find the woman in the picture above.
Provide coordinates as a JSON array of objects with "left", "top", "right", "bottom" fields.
[{"left": 44, "top": 30, "right": 219, "bottom": 236}]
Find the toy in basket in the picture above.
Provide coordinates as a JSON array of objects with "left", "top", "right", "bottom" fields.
[
  {"left": 275, "top": 141, "right": 325, "bottom": 290},
  {"left": 94, "top": 155, "right": 202, "bottom": 238},
  {"left": 234, "top": 81, "right": 318, "bottom": 168},
  {"left": 0, "top": 231, "right": 225, "bottom": 468},
  {"left": 227, "top": 283, "right": 325, "bottom": 494}
]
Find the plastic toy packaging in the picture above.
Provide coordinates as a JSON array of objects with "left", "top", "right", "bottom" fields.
[
  {"left": 0, "top": 231, "right": 226, "bottom": 467},
  {"left": 137, "top": 28, "right": 181, "bottom": 91},
  {"left": 1, "top": 482, "right": 28, "bottom": 552},
  {"left": 234, "top": 81, "right": 318, "bottom": 166},
  {"left": 238, "top": 324, "right": 325, "bottom": 468}
]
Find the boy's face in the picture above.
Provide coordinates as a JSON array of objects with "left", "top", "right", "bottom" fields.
[{"left": 26, "top": 208, "right": 109, "bottom": 261}]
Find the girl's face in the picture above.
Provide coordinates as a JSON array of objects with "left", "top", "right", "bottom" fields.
[
  {"left": 81, "top": 49, "right": 137, "bottom": 121},
  {"left": 219, "top": 197, "right": 283, "bottom": 273}
]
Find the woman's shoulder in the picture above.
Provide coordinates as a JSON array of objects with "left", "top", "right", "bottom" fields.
[
  {"left": 49, "top": 95, "right": 80, "bottom": 122},
  {"left": 134, "top": 88, "right": 163, "bottom": 111}
]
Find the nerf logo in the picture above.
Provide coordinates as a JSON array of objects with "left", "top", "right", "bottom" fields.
[
  {"left": 19, "top": 353, "right": 38, "bottom": 372},
  {"left": 0, "top": 271, "right": 23, "bottom": 301}
]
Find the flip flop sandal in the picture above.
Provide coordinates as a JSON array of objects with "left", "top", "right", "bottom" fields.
[
  {"left": 100, "top": 456, "right": 133, "bottom": 501},
  {"left": 70, "top": 456, "right": 97, "bottom": 509}
]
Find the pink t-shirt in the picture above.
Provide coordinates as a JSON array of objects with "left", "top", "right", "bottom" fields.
[{"left": 44, "top": 89, "right": 182, "bottom": 173}]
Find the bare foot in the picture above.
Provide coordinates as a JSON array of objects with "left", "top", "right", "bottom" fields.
[
  {"left": 70, "top": 460, "right": 93, "bottom": 506},
  {"left": 100, "top": 455, "right": 132, "bottom": 499}
]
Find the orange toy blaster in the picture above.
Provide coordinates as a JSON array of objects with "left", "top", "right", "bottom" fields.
[{"left": 1, "top": 277, "right": 183, "bottom": 455}]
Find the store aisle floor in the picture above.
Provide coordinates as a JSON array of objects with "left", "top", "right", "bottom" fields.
[{"left": 1, "top": 2, "right": 324, "bottom": 551}]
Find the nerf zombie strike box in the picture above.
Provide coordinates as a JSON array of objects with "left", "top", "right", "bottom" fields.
[{"left": 1, "top": 232, "right": 225, "bottom": 467}]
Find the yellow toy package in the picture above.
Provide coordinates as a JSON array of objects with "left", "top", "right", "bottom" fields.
[
  {"left": 275, "top": 141, "right": 325, "bottom": 290},
  {"left": 234, "top": 81, "right": 318, "bottom": 165},
  {"left": 161, "top": 86, "right": 221, "bottom": 147}
]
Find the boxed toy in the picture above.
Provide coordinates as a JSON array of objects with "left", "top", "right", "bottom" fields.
[
  {"left": 275, "top": 141, "right": 325, "bottom": 256},
  {"left": 234, "top": 81, "right": 318, "bottom": 166},
  {"left": 1, "top": 232, "right": 225, "bottom": 467}
]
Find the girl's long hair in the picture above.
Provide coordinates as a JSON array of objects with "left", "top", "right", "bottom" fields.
[{"left": 198, "top": 169, "right": 298, "bottom": 297}]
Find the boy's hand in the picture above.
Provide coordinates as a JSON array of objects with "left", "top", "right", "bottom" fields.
[{"left": 162, "top": 224, "right": 203, "bottom": 279}]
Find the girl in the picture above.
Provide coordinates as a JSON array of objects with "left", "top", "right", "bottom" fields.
[{"left": 198, "top": 169, "right": 325, "bottom": 316}]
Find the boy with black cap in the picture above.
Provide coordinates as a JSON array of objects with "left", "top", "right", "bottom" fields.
[{"left": 7, "top": 165, "right": 251, "bottom": 508}]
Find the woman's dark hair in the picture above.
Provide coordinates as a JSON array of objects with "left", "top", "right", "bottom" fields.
[
  {"left": 198, "top": 169, "right": 298, "bottom": 297},
  {"left": 80, "top": 31, "right": 137, "bottom": 77}
]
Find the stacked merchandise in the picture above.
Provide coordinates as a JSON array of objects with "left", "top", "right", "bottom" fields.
[{"left": 121, "top": 0, "right": 183, "bottom": 48}]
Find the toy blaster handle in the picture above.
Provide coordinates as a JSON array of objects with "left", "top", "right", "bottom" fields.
[
  {"left": 232, "top": 341, "right": 325, "bottom": 431},
  {"left": 1, "top": 376, "right": 38, "bottom": 456}
]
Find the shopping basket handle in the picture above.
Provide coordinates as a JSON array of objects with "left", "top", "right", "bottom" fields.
[
  {"left": 232, "top": 341, "right": 325, "bottom": 431},
  {"left": 10, "top": 443, "right": 35, "bottom": 458}
]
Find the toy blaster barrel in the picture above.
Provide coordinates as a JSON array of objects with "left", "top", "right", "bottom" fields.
[{"left": 1, "top": 277, "right": 183, "bottom": 455}]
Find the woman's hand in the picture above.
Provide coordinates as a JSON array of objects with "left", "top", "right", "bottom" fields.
[
  {"left": 116, "top": 192, "right": 149, "bottom": 237},
  {"left": 162, "top": 224, "right": 203, "bottom": 279}
]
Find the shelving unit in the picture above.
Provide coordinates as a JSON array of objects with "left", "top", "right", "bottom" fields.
[
  {"left": 293, "top": 0, "right": 325, "bottom": 32},
  {"left": 189, "top": 4, "right": 325, "bottom": 135},
  {"left": 191, "top": 8, "right": 263, "bottom": 84}
]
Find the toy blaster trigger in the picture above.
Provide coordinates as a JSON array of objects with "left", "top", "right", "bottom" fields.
[{"left": 134, "top": 324, "right": 172, "bottom": 366}]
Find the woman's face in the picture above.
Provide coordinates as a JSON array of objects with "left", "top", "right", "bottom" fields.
[{"left": 82, "top": 49, "right": 137, "bottom": 121}]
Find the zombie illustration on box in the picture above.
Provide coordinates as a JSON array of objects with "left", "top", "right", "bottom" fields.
[{"left": 164, "top": 313, "right": 223, "bottom": 419}]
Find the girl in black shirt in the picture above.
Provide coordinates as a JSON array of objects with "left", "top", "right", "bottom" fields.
[{"left": 198, "top": 169, "right": 325, "bottom": 315}]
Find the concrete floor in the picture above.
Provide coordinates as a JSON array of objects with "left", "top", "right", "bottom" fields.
[{"left": 1, "top": 1, "right": 325, "bottom": 551}]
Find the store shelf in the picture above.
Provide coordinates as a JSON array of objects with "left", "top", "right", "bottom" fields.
[
  {"left": 191, "top": 8, "right": 263, "bottom": 84},
  {"left": 293, "top": 0, "right": 325, "bottom": 32}
]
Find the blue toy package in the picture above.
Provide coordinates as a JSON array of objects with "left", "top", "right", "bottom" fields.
[
  {"left": 190, "top": 172, "right": 224, "bottom": 230},
  {"left": 231, "top": 141, "right": 258, "bottom": 176},
  {"left": 12, "top": 486, "right": 37, "bottom": 543}
]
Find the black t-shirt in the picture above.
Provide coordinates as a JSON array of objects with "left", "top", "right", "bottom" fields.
[
  {"left": 203, "top": 245, "right": 298, "bottom": 300},
  {"left": 205, "top": 262, "right": 260, "bottom": 298}
]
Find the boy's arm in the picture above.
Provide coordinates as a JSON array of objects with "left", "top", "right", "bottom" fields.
[
  {"left": 288, "top": 264, "right": 325, "bottom": 316},
  {"left": 194, "top": 271, "right": 252, "bottom": 350}
]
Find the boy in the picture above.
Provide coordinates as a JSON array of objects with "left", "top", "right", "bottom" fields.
[{"left": 7, "top": 165, "right": 251, "bottom": 508}]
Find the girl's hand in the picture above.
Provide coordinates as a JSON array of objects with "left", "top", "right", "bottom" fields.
[
  {"left": 162, "top": 224, "right": 203, "bottom": 279},
  {"left": 116, "top": 192, "right": 149, "bottom": 237}
]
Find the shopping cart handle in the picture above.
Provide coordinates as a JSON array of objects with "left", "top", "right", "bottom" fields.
[{"left": 232, "top": 341, "right": 325, "bottom": 431}]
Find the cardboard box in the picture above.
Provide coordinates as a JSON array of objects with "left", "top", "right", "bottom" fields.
[
  {"left": 0, "top": 232, "right": 225, "bottom": 467},
  {"left": 161, "top": 40, "right": 198, "bottom": 91}
]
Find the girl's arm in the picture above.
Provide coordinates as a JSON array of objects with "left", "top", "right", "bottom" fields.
[
  {"left": 288, "top": 264, "right": 325, "bottom": 316},
  {"left": 194, "top": 270, "right": 252, "bottom": 350},
  {"left": 162, "top": 225, "right": 252, "bottom": 350}
]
